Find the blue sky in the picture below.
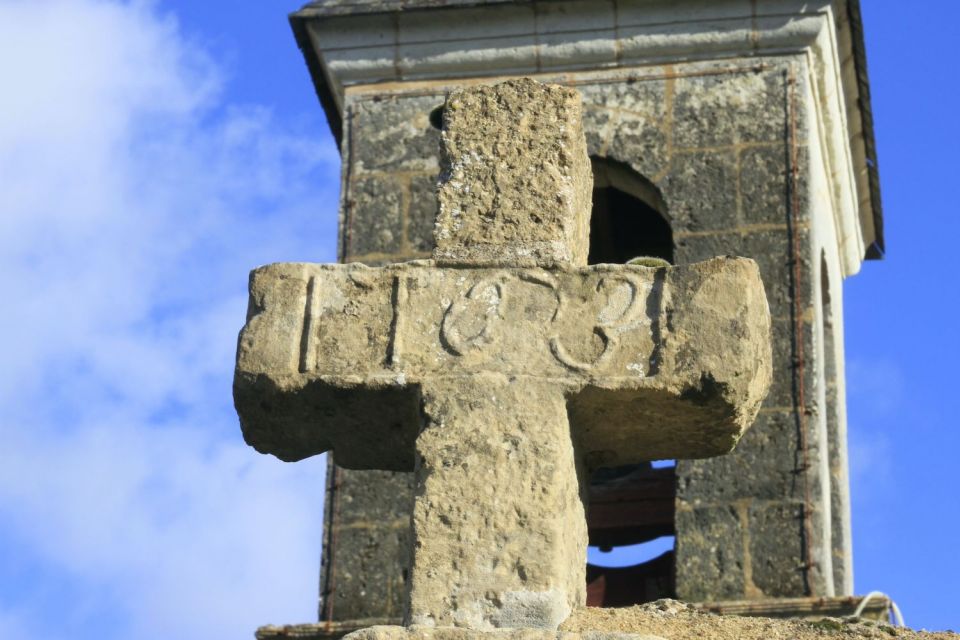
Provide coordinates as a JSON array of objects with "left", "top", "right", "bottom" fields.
[{"left": 0, "top": 1, "right": 956, "bottom": 638}]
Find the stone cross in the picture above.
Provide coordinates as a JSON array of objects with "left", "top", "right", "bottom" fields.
[{"left": 234, "top": 79, "right": 771, "bottom": 631}]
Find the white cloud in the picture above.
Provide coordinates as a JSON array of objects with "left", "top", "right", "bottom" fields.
[
  {"left": 845, "top": 358, "right": 905, "bottom": 419},
  {"left": 847, "top": 427, "right": 893, "bottom": 498},
  {"left": 845, "top": 357, "right": 902, "bottom": 532},
  {"left": 0, "top": 1, "right": 337, "bottom": 638}
]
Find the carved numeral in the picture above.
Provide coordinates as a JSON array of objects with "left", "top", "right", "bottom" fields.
[
  {"left": 550, "top": 276, "right": 651, "bottom": 372},
  {"left": 440, "top": 278, "right": 505, "bottom": 356},
  {"left": 299, "top": 275, "right": 319, "bottom": 373}
]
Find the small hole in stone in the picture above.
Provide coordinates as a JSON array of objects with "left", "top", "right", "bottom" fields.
[{"left": 429, "top": 105, "right": 445, "bottom": 130}]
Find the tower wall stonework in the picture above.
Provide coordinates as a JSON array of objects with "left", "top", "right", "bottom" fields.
[
  {"left": 320, "top": 93, "right": 440, "bottom": 622},
  {"left": 319, "top": 55, "right": 851, "bottom": 621}
]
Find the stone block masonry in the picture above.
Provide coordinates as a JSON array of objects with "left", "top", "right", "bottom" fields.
[{"left": 327, "top": 59, "right": 842, "bottom": 612}]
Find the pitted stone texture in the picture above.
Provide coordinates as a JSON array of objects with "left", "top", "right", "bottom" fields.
[
  {"left": 237, "top": 77, "right": 776, "bottom": 629},
  {"left": 433, "top": 79, "right": 592, "bottom": 267},
  {"left": 342, "top": 627, "right": 665, "bottom": 640},
  {"left": 256, "top": 610, "right": 951, "bottom": 640},
  {"left": 410, "top": 377, "right": 586, "bottom": 629},
  {"left": 234, "top": 256, "right": 771, "bottom": 629},
  {"left": 561, "top": 601, "right": 947, "bottom": 640},
  {"left": 235, "top": 257, "right": 771, "bottom": 469}
]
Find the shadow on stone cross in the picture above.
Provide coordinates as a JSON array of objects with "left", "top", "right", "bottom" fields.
[{"left": 234, "top": 78, "right": 772, "bottom": 636}]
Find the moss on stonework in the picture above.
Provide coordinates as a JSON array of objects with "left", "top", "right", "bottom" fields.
[{"left": 627, "top": 256, "right": 671, "bottom": 268}]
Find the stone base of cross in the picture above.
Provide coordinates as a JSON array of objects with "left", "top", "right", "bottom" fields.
[
  {"left": 234, "top": 79, "right": 771, "bottom": 634},
  {"left": 326, "top": 623, "right": 668, "bottom": 640}
]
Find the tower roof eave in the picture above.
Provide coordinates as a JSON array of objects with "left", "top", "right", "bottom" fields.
[{"left": 289, "top": 0, "right": 883, "bottom": 261}]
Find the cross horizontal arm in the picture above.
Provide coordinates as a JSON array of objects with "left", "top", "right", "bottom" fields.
[{"left": 234, "top": 257, "right": 771, "bottom": 468}]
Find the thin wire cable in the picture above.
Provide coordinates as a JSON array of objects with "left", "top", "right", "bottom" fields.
[{"left": 852, "top": 591, "right": 906, "bottom": 627}]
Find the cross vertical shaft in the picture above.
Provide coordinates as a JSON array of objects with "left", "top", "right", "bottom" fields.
[{"left": 411, "top": 376, "right": 586, "bottom": 629}]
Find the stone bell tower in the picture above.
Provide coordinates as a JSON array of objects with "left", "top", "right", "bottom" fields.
[{"left": 288, "top": 0, "right": 882, "bottom": 624}]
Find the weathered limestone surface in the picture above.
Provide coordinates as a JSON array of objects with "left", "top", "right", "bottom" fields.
[
  {"left": 560, "top": 602, "right": 948, "bottom": 640},
  {"left": 412, "top": 377, "right": 586, "bottom": 629},
  {"left": 236, "top": 258, "right": 771, "bottom": 467},
  {"left": 344, "top": 625, "right": 666, "bottom": 640},
  {"left": 258, "top": 600, "right": 950, "bottom": 640},
  {"left": 236, "top": 79, "right": 772, "bottom": 631},
  {"left": 235, "top": 256, "right": 771, "bottom": 627},
  {"left": 434, "top": 79, "right": 592, "bottom": 267}
]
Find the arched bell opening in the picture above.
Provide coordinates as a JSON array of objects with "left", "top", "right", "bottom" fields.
[{"left": 588, "top": 157, "right": 673, "bottom": 265}]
